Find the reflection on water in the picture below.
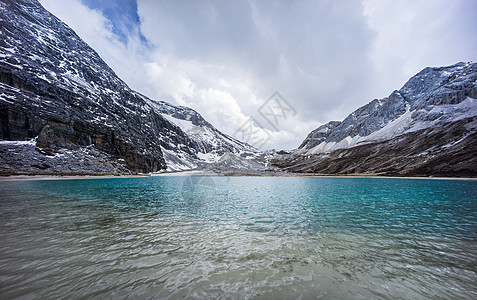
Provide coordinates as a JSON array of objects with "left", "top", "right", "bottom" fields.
[{"left": 0, "top": 177, "right": 476, "bottom": 299}]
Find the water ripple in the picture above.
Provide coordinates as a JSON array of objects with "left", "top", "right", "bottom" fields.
[{"left": 0, "top": 177, "right": 476, "bottom": 299}]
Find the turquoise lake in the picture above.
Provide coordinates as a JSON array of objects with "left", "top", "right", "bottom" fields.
[{"left": 1, "top": 176, "right": 476, "bottom": 299}]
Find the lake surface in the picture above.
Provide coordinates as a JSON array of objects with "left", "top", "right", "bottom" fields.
[{"left": 1, "top": 176, "right": 476, "bottom": 299}]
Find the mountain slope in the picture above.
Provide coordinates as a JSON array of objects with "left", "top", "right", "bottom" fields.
[
  {"left": 274, "top": 62, "right": 477, "bottom": 177},
  {"left": 0, "top": 0, "right": 258, "bottom": 175},
  {"left": 145, "top": 98, "right": 259, "bottom": 171}
]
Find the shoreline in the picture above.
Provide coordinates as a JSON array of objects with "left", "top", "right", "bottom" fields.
[
  {"left": 0, "top": 174, "right": 152, "bottom": 182},
  {"left": 1, "top": 171, "right": 476, "bottom": 182}
]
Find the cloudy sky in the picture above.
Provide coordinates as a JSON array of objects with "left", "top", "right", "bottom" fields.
[{"left": 39, "top": 0, "right": 476, "bottom": 150}]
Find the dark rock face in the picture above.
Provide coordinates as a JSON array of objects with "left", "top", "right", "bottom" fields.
[
  {"left": 0, "top": 0, "right": 258, "bottom": 175},
  {"left": 299, "top": 121, "right": 341, "bottom": 149},
  {"left": 276, "top": 62, "right": 477, "bottom": 177},
  {"left": 0, "top": 0, "right": 170, "bottom": 173}
]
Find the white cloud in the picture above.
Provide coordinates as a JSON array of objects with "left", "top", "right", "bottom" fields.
[
  {"left": 363, "top": 0, "right": 477, "bottom": 98},
  {"left": 134, "top": 0, "right": 377, "bottom": 149}
]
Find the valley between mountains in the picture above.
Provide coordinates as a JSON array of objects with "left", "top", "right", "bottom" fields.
[{"left": 1, "top": 0, "right": 476, "bottom": 177}]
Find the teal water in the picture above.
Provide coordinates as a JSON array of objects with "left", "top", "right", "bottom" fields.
[{"left": 0, "top": 176, "right": 476, "bottom": 299}]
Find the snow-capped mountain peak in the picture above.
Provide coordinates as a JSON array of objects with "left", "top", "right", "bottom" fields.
[{"left": 298, "top": 62, "right": 477, "bottom": 155}]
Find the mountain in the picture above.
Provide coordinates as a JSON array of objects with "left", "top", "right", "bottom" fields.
[
  {"left": 0, "top": 0, "right": 258, "bottom": 175},
  {"left": 145, "top": 99, "right": 259, "bottom": 171},
  {"left": 273, "top": 62, "right": 477, "bottom": 177}
]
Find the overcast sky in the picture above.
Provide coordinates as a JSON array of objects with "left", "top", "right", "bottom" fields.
[{"left": 39, "top": 0, "right": 477, "bottom": 150}]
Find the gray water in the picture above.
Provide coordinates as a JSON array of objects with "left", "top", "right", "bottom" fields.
[{"left": 0, "top": 176, "right": 476, "bottom": 299}]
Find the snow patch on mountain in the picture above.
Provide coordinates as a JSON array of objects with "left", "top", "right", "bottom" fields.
[
  {"left": 304, "top": 97, "right": 477, "bottom": 154},
  {"left": 140, "top": 96, "right": 261, "bottom": 171}
]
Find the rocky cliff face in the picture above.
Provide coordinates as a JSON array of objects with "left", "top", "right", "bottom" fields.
[
  {"left": 274, "top": 62, "right": 477, "bottom": 177},
  {"left": 0, "top": 0, "right": 258, "bottom": 175},
  {"left": 298, "top": 121, "right": 341, "bottom": 149}
]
